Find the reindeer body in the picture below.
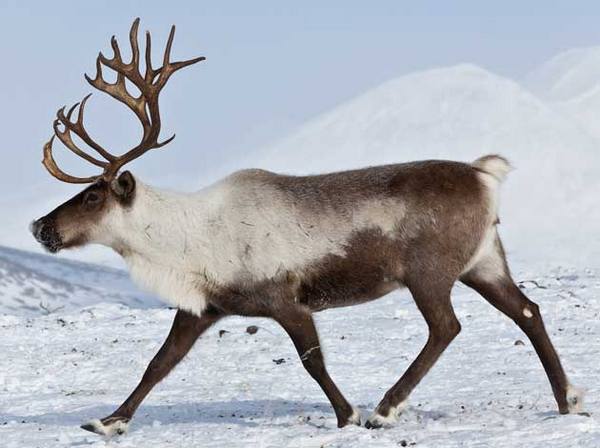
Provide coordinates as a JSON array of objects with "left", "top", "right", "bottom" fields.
[{"left": 106, "top": 159, "right": 497, "bottom": 318}]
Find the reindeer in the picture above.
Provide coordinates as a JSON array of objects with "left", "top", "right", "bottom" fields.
[{"left": 31, "top": 19, "right": 582, "bottom": 436}]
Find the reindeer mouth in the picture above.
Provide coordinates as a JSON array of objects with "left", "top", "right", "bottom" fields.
[
  {"left": 30, "top": 219, "right": 63, "bottom": 253},
  {"left": 44, "top": 241, "right": 63, "bottom": 254}
]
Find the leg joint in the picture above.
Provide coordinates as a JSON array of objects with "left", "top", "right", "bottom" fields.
[
  {"left": 430, "top": 317, "right": 461, "bottom": 343},
  {"left": 517, "top": 301, "right": 542, "bottom": 326},
  {"left": 298, "top": 345, "right": 326, "bottom": 378},
  {"left": 146, "top": 358, "right": 164, "bottom": 375}
]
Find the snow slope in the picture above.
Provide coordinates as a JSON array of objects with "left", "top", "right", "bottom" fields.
[
  {"left": 0, "top": 267, "right": 598, "bottom": 447},
  {"left": 262, "top": 64, "right": 597, "bottom": 173},
  {"left": 558, "top": 85, "right": 600, "bottom": 141},
  {"left": 0, "top": 245, "right": 160, "bottom": 316},
  {"left": 525, "top": 46, "right": 600, "bottom": 102},
  {"left": 525, "top": 47, "right": 600, "bottom": 141},
  {"left": 257, "top": 64, "right": 600, "bottom": 267}
]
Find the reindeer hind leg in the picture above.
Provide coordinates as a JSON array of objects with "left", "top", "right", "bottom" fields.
[
  {"left": 366, "top": 278, "right": 460, "bottom": 429},
  {"left": 460, "top": 233, "right": 581, "bottom": 414}
]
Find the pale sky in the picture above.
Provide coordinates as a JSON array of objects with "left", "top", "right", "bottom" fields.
[{"left": 2, "top": 0, "right": 600, "bottom": 258}]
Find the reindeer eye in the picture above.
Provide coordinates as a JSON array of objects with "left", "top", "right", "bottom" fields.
[{"left": 84, "top": 192, "right": 101, "bottom": 205}]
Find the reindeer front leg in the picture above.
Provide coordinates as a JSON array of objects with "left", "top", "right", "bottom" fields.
[
  {"left": 81, "top": 307, "right": 223, "bottom": 436},
  {"left": 275, "top": 305, "right": 360, "bottom": 428}
]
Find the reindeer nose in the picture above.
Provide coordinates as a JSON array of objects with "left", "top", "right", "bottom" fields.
[
  {"left": 30, "top": 219, "right": 42, "bottom": 239},
  {"left": 30, "top": 218, "right": 62, "bottom": 253},
  {"left": 30, "top": 219, "right": 49, "bottom": 243}
]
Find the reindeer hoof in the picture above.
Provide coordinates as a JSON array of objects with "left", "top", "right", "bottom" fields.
[
  {"left": 364, "top": 419, "right": 381, "bottom": 430},
  {"left": 365, "top": 401, "right": 407, "bottom": 429},
  {"left": 365, "top": 411, "right": 393, "bottom": 430},
  {"left": 566, "top": 385, "right": 585, "bottom": 414},
  {"left": 80, "top": 416, "right": 130, "bottom": 436},
  {"left": 339, "top": 407, "right": 362, "bottom": 428}
]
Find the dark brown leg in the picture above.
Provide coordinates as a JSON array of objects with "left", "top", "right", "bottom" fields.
[
  {"left": 366, "top": 282, "right": 460, "bottom": 429},
  {"left": 275, "top": 306, "right": 359, "bottom": 428},
  {"left": 81, "top": 307, "right": 222, "bottom": 435},
  {"left": 461, "top": 272, "right": 573, "bottom": 414}
]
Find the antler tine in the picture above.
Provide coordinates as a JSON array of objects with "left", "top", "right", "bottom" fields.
[
  {"left": 155, "top": 133, "right": 176, "bottom": 148},
  {"left": 65, "top": 102, "right": 79, "bottom": 120},
  {"left": 86, "top": 55, "right": 104, "bottom": 86},
  {"left": 144, "top": 31, "right": 155, "bottom": 83},
  {"left": 42, "top": 136, "right": 100, "bottom": 184},
  {"left": 110, "top": 35, "right": 123, "bottom": 62},
  {"left": 129, "top": 18, "right": 141, "bottom": 68},
  {"left": 163, "top": 26, "right": 175, "bottom": 69},
  {"left": 169, "top": 55, "right": 206, "bottom": 73}
]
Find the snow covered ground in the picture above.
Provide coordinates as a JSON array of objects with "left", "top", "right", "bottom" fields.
[{"left": 1, "top": 265, "right": 598, "bottom": 447}]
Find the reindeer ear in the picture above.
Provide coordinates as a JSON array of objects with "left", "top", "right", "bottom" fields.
[{"left": 111, "top": 171, "right": 136, "bottom": 201}]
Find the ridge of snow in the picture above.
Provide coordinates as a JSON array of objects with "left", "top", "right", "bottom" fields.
[{"left": 0, "top": 245, "right": 160, "bottom": 316}]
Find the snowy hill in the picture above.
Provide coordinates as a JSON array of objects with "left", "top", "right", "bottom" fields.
[
  {"left": 525, "top": 47, "right": 600, "bottom": 141},
  {"left": 0, "top": 246, "right": 160, "bottom": 316},
  {"left": 524, "top": 46, "right": 600, "bottom": 101},
  {"left": 262, "top": 64, "right": 596, "bottom": 172},
  {"left": 558, "top": 85, "right": 600, "bottom": 141},
  {"left": 257, "top": 64, "right": 600, "bottom": 266}
]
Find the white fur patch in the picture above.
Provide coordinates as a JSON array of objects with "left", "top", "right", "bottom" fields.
[
  {"left": 82, "top": 418, "right": 129, "bottom": 437},
  {"left": 366, "top": 400, "right": 408, "bottom": 428},
  {"left": 461, "top": 226, "right": 504, "bottom": 282},
  {"left": 566, "top": 384, "right": 585, "bottom": 413},
  {"left": 472, "top": 155, "right": 512, "bottom": 182},
  {"left": 522, "top": 307, "right": 533, "bottom": 318},
  {"left": 461, "top": 157, "right": 511, "bottom": 282},
  {"left": 474, "top": 167, "right": 502, "bottom": 220},
  {"left": 347, "top": 407, "right": 362, "bottom": 426},
  {"left": 126, "top": 255, "right": 208, "bottom": 316}
]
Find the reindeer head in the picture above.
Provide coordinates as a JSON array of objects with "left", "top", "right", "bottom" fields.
[{"left": 31, "top": 18, "right": 203, "bottom": 253}]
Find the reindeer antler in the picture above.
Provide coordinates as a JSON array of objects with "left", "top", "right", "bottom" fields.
[{"left": 42, "top": 18, "right": 204, "bottom": 183}]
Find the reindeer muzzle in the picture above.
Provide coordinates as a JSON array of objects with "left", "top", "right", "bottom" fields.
[{"left": 30, "top": 218, "right": 62, "bottom": 253}]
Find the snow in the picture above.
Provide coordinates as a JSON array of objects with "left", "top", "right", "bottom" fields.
[
  {"left": 558, "top": 84, "right": 600, "bottom": 141},
  {"left": 524, "top": 46, "right": 600, "bottom": 101},
  {"left": 2, "top": 49, "right": 600, "bottom": 446},
  {"left": 525, "top": 46, "right": 600, "bottom": 146},
  {"left": 1, "top": 267, "right": 598, "bottom": 447},
  {"left": 0, "top": 245, "right": 160, "bottom": 316}
]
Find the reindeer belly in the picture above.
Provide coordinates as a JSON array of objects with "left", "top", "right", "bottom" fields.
[
  {"left": 297, "top": 228, "right": 405, "bottom": 311},
  {"left": 299, "top": 270, "right": 401, "bottom": 312}
]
